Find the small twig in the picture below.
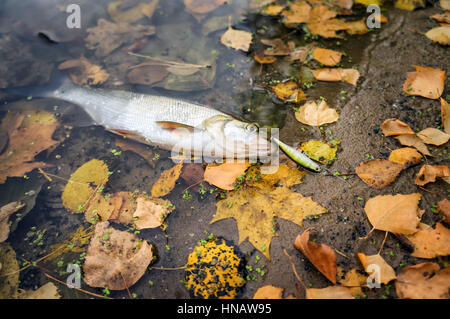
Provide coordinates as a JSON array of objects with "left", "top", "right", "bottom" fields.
[
  {"left": 334, "top": 248, "right": 350, "bottom": 259},
  {"left": 358, "top": 227, "right": 375, "bottom": 240},
  {"left": 151, "top": 266, "right": 186, "bottom": 271},
  {"left": 38, "top": 168, "right": 53, "bottom": 182},
  {"left": 418, "top": 186, "right": 437, "bottom": 194},
  {"left": 378, "top": 231, "right": 388, "bottom": 255},
  {"left": 120, "top": 272, "right": 132, "bottom": 299},
  {"left": 182, "top": 179, "right": 205, "bottom": 194},
  {"left": 283, "top": 249, "right": 306, "bottom": 294},
  {"left": 44, "top": 272, "right": 111, "bottom": 299}
]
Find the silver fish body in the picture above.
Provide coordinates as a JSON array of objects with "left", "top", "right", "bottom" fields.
[{"left": 46, "top": 79, "right": 273, "bottom": 160}]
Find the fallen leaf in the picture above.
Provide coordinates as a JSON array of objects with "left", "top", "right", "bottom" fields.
[
  {"left": 253, "top": 51, "right": 277, "bottom": 64},
  {"left": 402, "top": 65, "right": 445, "bottom": 99},
  {"left": 204, "top": 162, "right": 250, "bottom": 190},
  {"left": 300, "top": 140, "right": 339, "bottom": 164},
  {"left": 85, "top": 19, "right": 155, "bottom": 57},
  {"left": 115, "top": 137, "right": 156, "bottom": 168},
  {"left": 395, "top": 134, "right": 431, "bottom": 156},
  {"left": 210, "top": 165, "right": 327, "bottom": 259},
  {"left": 127, "top": 65, "right": 169, "bottom": 85},
  {"left": 180, "top": 163, "right": 205, "bottom": 191},
  {"left": 253, "top": 285, "right": 284, "bottom": 299},
  {"left": 261, "top": 38, "right": 291, "bottom": 56},
  {"left": 108, "top": 0, "right": 159, "bottom": 23},
  {"left": 0, "top": 243, "right": 19, "bottom": 298},
  {"left": 394, "top": 0, "right": 425, "bottom": 10},
  {"left": 425, "top": 26, "right": 450, "bottom": 46},
  {"left": 58, "top": 57, "right": 109, "bottom": 87},
  {"left": 282, "top": 1, "right": 312, "bottom": 24},
  {"left": 83, "top": 222, "right": 154, "bottom": 290},
  {"left": 108, "top": 192, "right": 138, "bottom": 225},
  {"left": 306, "top": 286, "right": 354, "bottom": 299},
  {"left": 430, "top": 12, "right": 450, "bottom": 24},
  {"left": 311, "top": 68, "right": 360, "bottom": 86},
  {"left": 61, "top": 159, "right": 110, "bottom": 212},
  {"left": 294, "top": 229, "right": 337, "bottom": 284},
  {"left": 364, "top": 193, "right": 423, "bottom": 235},
  {"left": 395, "top": 263, "right": 450, "bottom": 299},
  {"left": 133, "top": 196, "right": 175, "bottom": 229},
  {"left": 417, "top": 128, "right": 450, "bottom": 145},
  {"left": 437, "top": 198, "right": 450, "bottom": 224},
  {"left": 287, "top": 46, "right": 308, "bottom": 62},
  {"left": 271, "top": 80, "right": 306, "bottom": 103},
  {"left": 388, "top": 147, "right": 422, "bottom": 168},
  {"left": 17, "top": 282, "right": 60, "bottom": 299},
  {"left": 0, "top": 201, "right": 25, "bottom": 243},
  {"left": 151, "top": 161, "right": 184, "bottom": 197},
  {"left": 262, "top": 4, "right": 285, "bottom": 15},
  {"left": 357, "top": 253, "right": 397, "bottom": 284},
  {"left": 185, "top": 238, "right": 245, "bottom": 299},
  {"left": 0, "top": 111, "right": 59, "bottom": 184},
  {"left": 220, "top": 27, "right": 253, "bottom": 52},
  {"left": 295, "top": 100, "right": 339, "bottom": 126},
  {"left": 184, "top": 0, "right": 227, "bottom": 20},
  {"left": 414, "top": 164, "right": 450, "bottom": 186},
  {"left": 355, "top": 0, "right": 383, "bottom": 5},
  {"left": 307, "top": 18, "right": 348, "bottom": 38},
  {"left": 442, "top": 0, "right": 450, "bottom": 10},
  {"left": 344, "top": 19, "right": 369, "bottom": 35},
  {"left": 84, "top": 192, "right": 123, "bottom": 224},
  {"left": 355, "top": 159, "right": 403, "bottom": 189},
  {"left": 337, "top": 268, "right": 367, "bottom": 297},
  {"left": 441, "top": 98, "right": 450, "bottom": 134},
  {"left": 313, "top": 48, "right": 342, "bottom": 66},
  {"left": 406, "top": 223, "right": 450, "bottom": 258},
  {"left": 380, "top": 119, "right": 415, "bottom": 136}
]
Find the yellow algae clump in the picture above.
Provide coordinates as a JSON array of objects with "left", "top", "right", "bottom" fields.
[
  {"left": 61, "top": 159, "right": 109, "bottom": 212},
  {"left": 185, "top": 238, "right": 245, "bottom": 299}
]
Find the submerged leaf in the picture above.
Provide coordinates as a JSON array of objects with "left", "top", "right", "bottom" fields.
[
  {"left": 220, "top": 27, "right": 253, "bottom": 52},
  {"left": 271, "top": 80, "right": 306, "bottom": 103},
  {"left": 151, "top": 161, "right": 184, "bottom": 197},
  {"left": 83, "top": 222, "right": 154, "bottom": 290},
  {"left": 0, "top": 243, "right": 19, "bottom": 298},
  {"left": 58, "top": 57, "right": 109, "bottom": 87},
  {"left": 204, "top": 162, "right": 250, "bottom": 190},
  {"left": 300, "top": 140, "right": 338, "bottom": 165},
  {"left": 133, "top": 196, "right": 175, "bottom": 229},
  {"left": 17, "top": 283, "right": 60, "bottom": 299},
  {"left": 0, "top": 201, "right": 25, "bottom": 243}
]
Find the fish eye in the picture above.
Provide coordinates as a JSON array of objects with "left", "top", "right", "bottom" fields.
[{"left": 245, "top": 123, "right": 259, "bottom": 133}]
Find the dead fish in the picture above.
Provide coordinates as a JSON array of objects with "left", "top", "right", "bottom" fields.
[{"left": 5, "top": 75, "right": 273, "bottom": 160}]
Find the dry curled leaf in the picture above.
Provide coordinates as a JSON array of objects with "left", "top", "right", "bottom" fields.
[
  {"left": 395, "top": 263, "right": 450, "bottom": 299},
  {"left": 388, "top": 147, "right": 422, "bottom": 168},
  {"left": 151, "top": 161, "right": 184, "bottom": 197},
  {"left": 394, "top": 134, "right": 430, "bottom": 156},
  {"left": 83, "top": 222, "right": 154, "bottom": 290},
  {"left": 355, "top": 159, "right": 403, "bottom": 189},
  {"left": 364, "top": 193, "right": 424, "bottom": 235},
  {"left": 416, "top": 128, "right": 450, "bottom": 146},
  {"left": 402, "top": 65, "right": 445, "bottom": 99},
  {"left": 414, "top": 164, "right": 450, "bottom": 186},
  {"left": 58, "top": 57, "right": 109, "bottom": 87},
  {"left": 220, "top": 27, "right": 252, "bottom": 52},
  {"left": 295, "top": 100, "right": 339, "bottom": 126},
  {"left": 357, "top": 253, "right": 396, "bottom": 284},
  {"left": 204, "top": 162, "right": 250, "bottom": 190},
  {"left": 313, "top": 48, "right": 342, "bottom": 66},
  {"left": 430, "top": 12, "right": 450, "bottom": 24},
  {"left": 311, "top": 68, "right": 360, "bottom": 86},
  {"left": 294, "top": 229, "right": 337, "bottom": 284},
  {"left": 406, "top": 223, "right": 450, "bottom": 258}
]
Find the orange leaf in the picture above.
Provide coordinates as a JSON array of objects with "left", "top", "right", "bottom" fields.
[
  {"left": 364, "top": 193, "right": 423, "bottom": 235},
  {"left": 437, "top": 198, "right": 450, "bottom": 224},
  {"left": 388, "top": 147, "right": 422, "bottom": 168},
  {"left": 355, "top": 159, "right": 403, "bottom": 189},
  {"left": 313, "top": 48, "right": 342, "bottom": 66},
  {"left": 441, "top": 97, "right": 450, "bottom": 134},
  {"left": 357, "top": 253, "right": 396, "bottom": 284},
  {"left": 311, "top": 68, "right": 360, "bottom": 86},
  {"left": 253, "top": 51, "right": 277, "bottom": 64},
  {"left": 272, "top": 80, "right": 306, "bottom": 103},
  {"left": 253, "top": 285, "right": 284, "bottom": 299},
  {"left": 394, "top": 134, "right": 431, "bottom": 156},
  {"left": 402, "top": 65, "right": 446, "bottom": 99},
  {"left": 220, "top": 27, "right": 252, "bottom": 52},
  {"left": 406, "top": 223, "right": 450, "bottom": 258},
  {"left": 151, "top": 161, "right": 184, "bottom": 197},
  {"left": 133, "top": 196, "right": 175, "bottom": 230},
  {"left": 416, "top": 128, "right": 450, "bottom": 146},
  {"left": 204, "top": 162, "right": 250, "bottom": 190},
  {"left": 415, "top": 164, "right": 450, "bottom": 186},
  {"left": 295, "top": 100, "right": 339, "bottom": 126},
  {"left": 305, "top": 286, "right": 353, "bottom": 299},
  {"left": 380, "top": 119, "right": 415, "bottom": 136},
  {"left": 282, "top": 1, "right": 312, "bottom": 24},
  {"left": 395, "top": 263, "right": 450, "bottom": 299},
  {"left": 294, "top": 229, "right": 337, "bottom": 284}
]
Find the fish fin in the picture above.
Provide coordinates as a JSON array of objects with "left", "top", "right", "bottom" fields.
[
  {"left": 111, "top": 129, "right": 141, "bottom": 137},
  {"left": 155, "top": 121, "right": 196, "bottom": 133}
]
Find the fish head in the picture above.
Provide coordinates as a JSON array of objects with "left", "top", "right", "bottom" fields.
[{"left": 202, "top": 115, "right": 272, "bottom": 159}]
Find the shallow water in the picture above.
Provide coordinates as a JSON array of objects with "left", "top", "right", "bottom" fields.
[{"left": 0, "top": 0, "right": 449, "bottom": 299}]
